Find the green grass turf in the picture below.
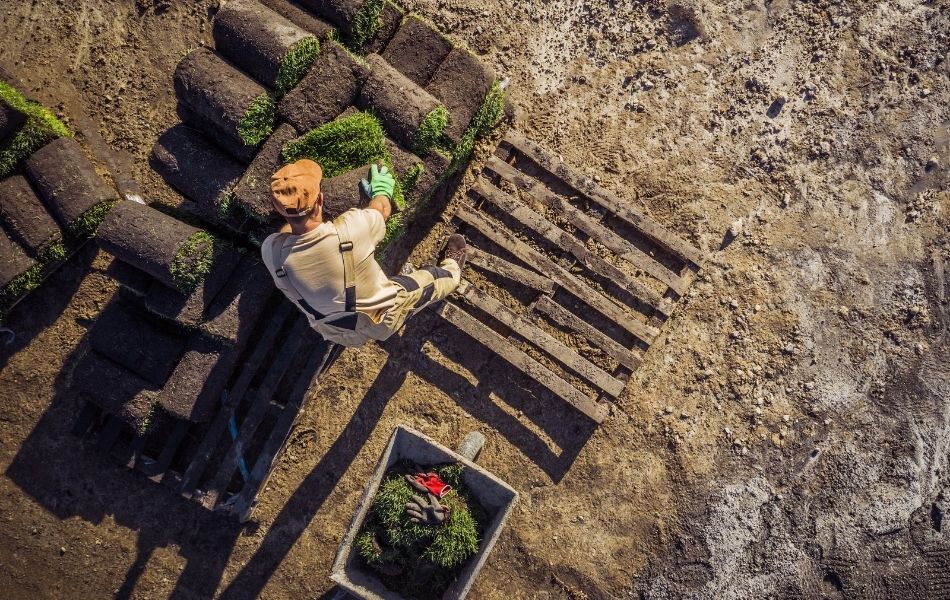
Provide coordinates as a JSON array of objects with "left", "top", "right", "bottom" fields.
[
  {"left": 0, "top": 81, "right": 71, "bottom": 178},
  {"left": 170, "top": 230, "right": 214, "bottom": 293},
  {"left": 238, "top": 93, "right": 276, "bottom": 146},
  {"left": 276, "top": 37, "right": 320, "bottom": 98}
]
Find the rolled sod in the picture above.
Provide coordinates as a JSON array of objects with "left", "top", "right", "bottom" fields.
[
  {"left": 88, "top": 299, "right": 186, "bottom": 387},
  {"left": 23, "top": 137, "right": 119, "bottom": 237},
  {"left": 213, "top": 0, "right": 317, "bottom": 93},
  {"left": 0, "top": 227, "right": 36, "bottom": 289},
  {"left": 174, "top": 48, "right": 275, "bottom": 156},
  {"left": 0, "top": 100, "right": 26, "bottom": 143},
  {"left": 0, "top": 82, "right": 71, "bottom": 179},
  {"left": 381, "top": 15, "right": 452, "bottom": 87},
  {"left": 426, "top": 47, "right": 495, "bottom": 144},
  {"left": 176, "top": 104, "right": 256, "bottom": 165},
  {"left": 296, "top": 0, "right": 383, "bottom": 46},
  {"left": 364, "top": 1, "right": 403, "bottom": 54},
  {"left": 278, "top": 42, "right": 369, "bottom": 133},
  {"left": 96, "top": 200, "right": 214, "bottom": 293},
  {"left": 233, "top": 123, "right": 298, "bottom": 223},
  {"left": 0, "top": 175, "right": 61, "bottom": 258},
  {"left": 385, "top": 138, "right": 449, "bottom": 202},
  {"left": 72, "top": 350, "right": 158, "bottom": 431},
  {"left": 257, "top": 0, "right": 334, "bottom": 39},
  {"left": 320, "top": 164, "right": 370, "bottom": 220},
  {"left": 143, "top": 245, "right": 242, "bottom": 327},
  {"left": 358, "top": 54, "right": 446, "bottom": 153},
  {"left": 157, "top": 332, "right": 239, "bottom": 423},
  {"left": 150, "top": 124, "right": 245, "bottom": 228},
  {"left": 200, "top": 254, "right": 273, "bottom": 347}
]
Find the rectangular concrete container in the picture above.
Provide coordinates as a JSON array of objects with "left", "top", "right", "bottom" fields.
[{"left": 331, "top": 425, "right": 518, "bottom": 599}]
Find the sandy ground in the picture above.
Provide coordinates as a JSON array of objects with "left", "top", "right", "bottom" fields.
[{"left": 1, "top": 0, "right": 949, "bottom": 598}]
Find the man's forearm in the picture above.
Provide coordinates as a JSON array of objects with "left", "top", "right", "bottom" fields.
[{"left": 368, "top": 194, "right": 392, "bottom": 220}]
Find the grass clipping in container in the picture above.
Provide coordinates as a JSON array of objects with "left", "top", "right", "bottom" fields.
[{"left": 354, "top": 461, "right": 488, "bottom": 598}]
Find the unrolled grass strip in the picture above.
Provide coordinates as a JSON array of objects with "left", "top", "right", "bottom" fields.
[
  {"left": 238, "top": 93, "right": 277, "bottom": 146},
  {"left": 282, "top": 111, "right": 389, "bottom": 177},
  {"left": 276, "top": 36, "right": 321, "bottom": 97},
  {"left": 0, "top": 82, "right": 72, "bottom": 178},
  {"left": 348, "top": 0, "right": 384, "bottom": 52},
  {"left": 69, "top": 199, "right": 119, "bottom": 239},
  {"left": 413, "top": 105, "right": 448, "bottom": 155},
  {"left": 170, "top": 231, "right": 215, "bottom": 293}
]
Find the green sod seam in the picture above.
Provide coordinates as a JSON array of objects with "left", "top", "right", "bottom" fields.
[
  {"left": 347, "top": 0, "right": 385, "bottom": 52},
  {"left": 69, "top": 199, "right": 118, "bottom": 239},
  {"left": 0, "top": 82, "right": 72, "bottom": 178},
  {"left": 449, "top": 80, "right": 506, "bottom": 176},
  {"left": 401, "top": 162, "right": 423, "bottom": 194},
  {"left": 217, "top": 189, "right": 237, "bottom": 218},
  {"left": 238, "top": 93, "right": 276, "bottom": 146},
  {"left": 170, "top": 231, "right": 214, "bottom": 293},
  {"left": 0, "top": 261, "right": 43, "bottom": 305},
  {"left": 276, "top": 37, "right": 320, "bottom": 98},
  {"left": 413, "top": 105, "right": 448, "bottom": 155},
  {"left": 137, "top": 401, "right": 162, "bottom": 435},
  {"left": 40, "top": 239, "right": 67, "bottom": 262}
]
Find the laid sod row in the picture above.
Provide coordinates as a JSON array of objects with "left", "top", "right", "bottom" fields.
[
  {"left": 381, "top": 14, "right": 451, "bottom": 87},
  {"left": 150, "top": 124, "right": 245, "bottom": 231},
  {"left": 174, "top": 48, "right": 275, "bottom": 161},
  {"left": 358, "top": 54, "right": 447, "bottom": 154},
  {"left": 0, "top": 175, "right": 62, "bottom": 258},
  {"left": 97, "top": 200, "right": 214, "bottom": 293},
  {"left": 278, "top": 42, "right": 368, "bottom": 133},
  {"left": 213, "top": 0, "right": 319, "bottom": 96},
  {"left": 0, "top": 81, "right": 71, "bottom": 178}
]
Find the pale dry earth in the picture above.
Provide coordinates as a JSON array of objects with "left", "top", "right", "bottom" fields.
[{"left": 0, "top": 0, "right": 948, "bottom": 598}]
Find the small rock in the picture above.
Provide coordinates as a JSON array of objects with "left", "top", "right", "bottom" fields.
[
  {"left": 680, "top": 411, "right": 690, "bottom": 419},
  {"left": 926, "top": 156, "right": 939, "bottom": 172},
  {"left": 804, "top": 381, "right": 815, "bottom": 390},
  {"left": 59, "top": 547, "right": 66, "bottom": 556},
  {"left": 920, "top": 88, "right": 931, "bottom": 98},
  {"left": 728, "top": 218, "right": 743, "bottom": 238},
  {"left": 729, "top": 298, "right": 739, "bottom": 309},
  {"left": 645, "top": 38, "right": 657, "bottom": 49},
  {"left": 642, "top": 79, "right": 655, "bottom": 91},
  {"left": 664, "top": 405, "right": 674, "bottom": 414},
  {"left": 782, "top": 414, "right": 790, "bottom": 423}
]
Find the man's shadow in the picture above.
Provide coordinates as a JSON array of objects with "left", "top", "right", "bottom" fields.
[{"left": 219, "top": 308, "right": 597, "bottom": 599}]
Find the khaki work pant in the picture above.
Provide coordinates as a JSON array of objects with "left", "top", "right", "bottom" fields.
[{"left": 380, "top": 258, "right": 462, "bottom": 335}]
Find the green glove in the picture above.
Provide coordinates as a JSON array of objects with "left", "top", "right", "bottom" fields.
[{"left": 368, "top": 163, "right": 395, "bottom": 200}]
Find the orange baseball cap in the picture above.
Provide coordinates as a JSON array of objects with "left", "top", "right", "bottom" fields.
[{"left": 271, "top": 159, "right": 323, "bottom": 217}]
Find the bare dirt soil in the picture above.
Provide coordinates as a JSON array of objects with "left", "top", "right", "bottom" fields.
[{"left": 1, "top": 0, "right": 949, "bottom": 598}]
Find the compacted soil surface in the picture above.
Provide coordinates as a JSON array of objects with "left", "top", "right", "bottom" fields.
[{"left": 1, "top": 0, "right": 948, "bottom": 598}]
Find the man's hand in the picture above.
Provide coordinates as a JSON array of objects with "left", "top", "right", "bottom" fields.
[
  {"left": 362, "top": 163, "right": 395, "bottom": 220},
  {"left": 369, "top": 164, "right": 395, "bottom": 199}
]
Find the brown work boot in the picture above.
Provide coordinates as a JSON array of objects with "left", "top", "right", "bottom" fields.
[{"left": 440, "top": 234, "right": 467, "bottom": 271}]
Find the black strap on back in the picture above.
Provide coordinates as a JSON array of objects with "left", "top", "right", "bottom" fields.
[{"left": 267, "top": 217, "right": 359, "bottom": 330}]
